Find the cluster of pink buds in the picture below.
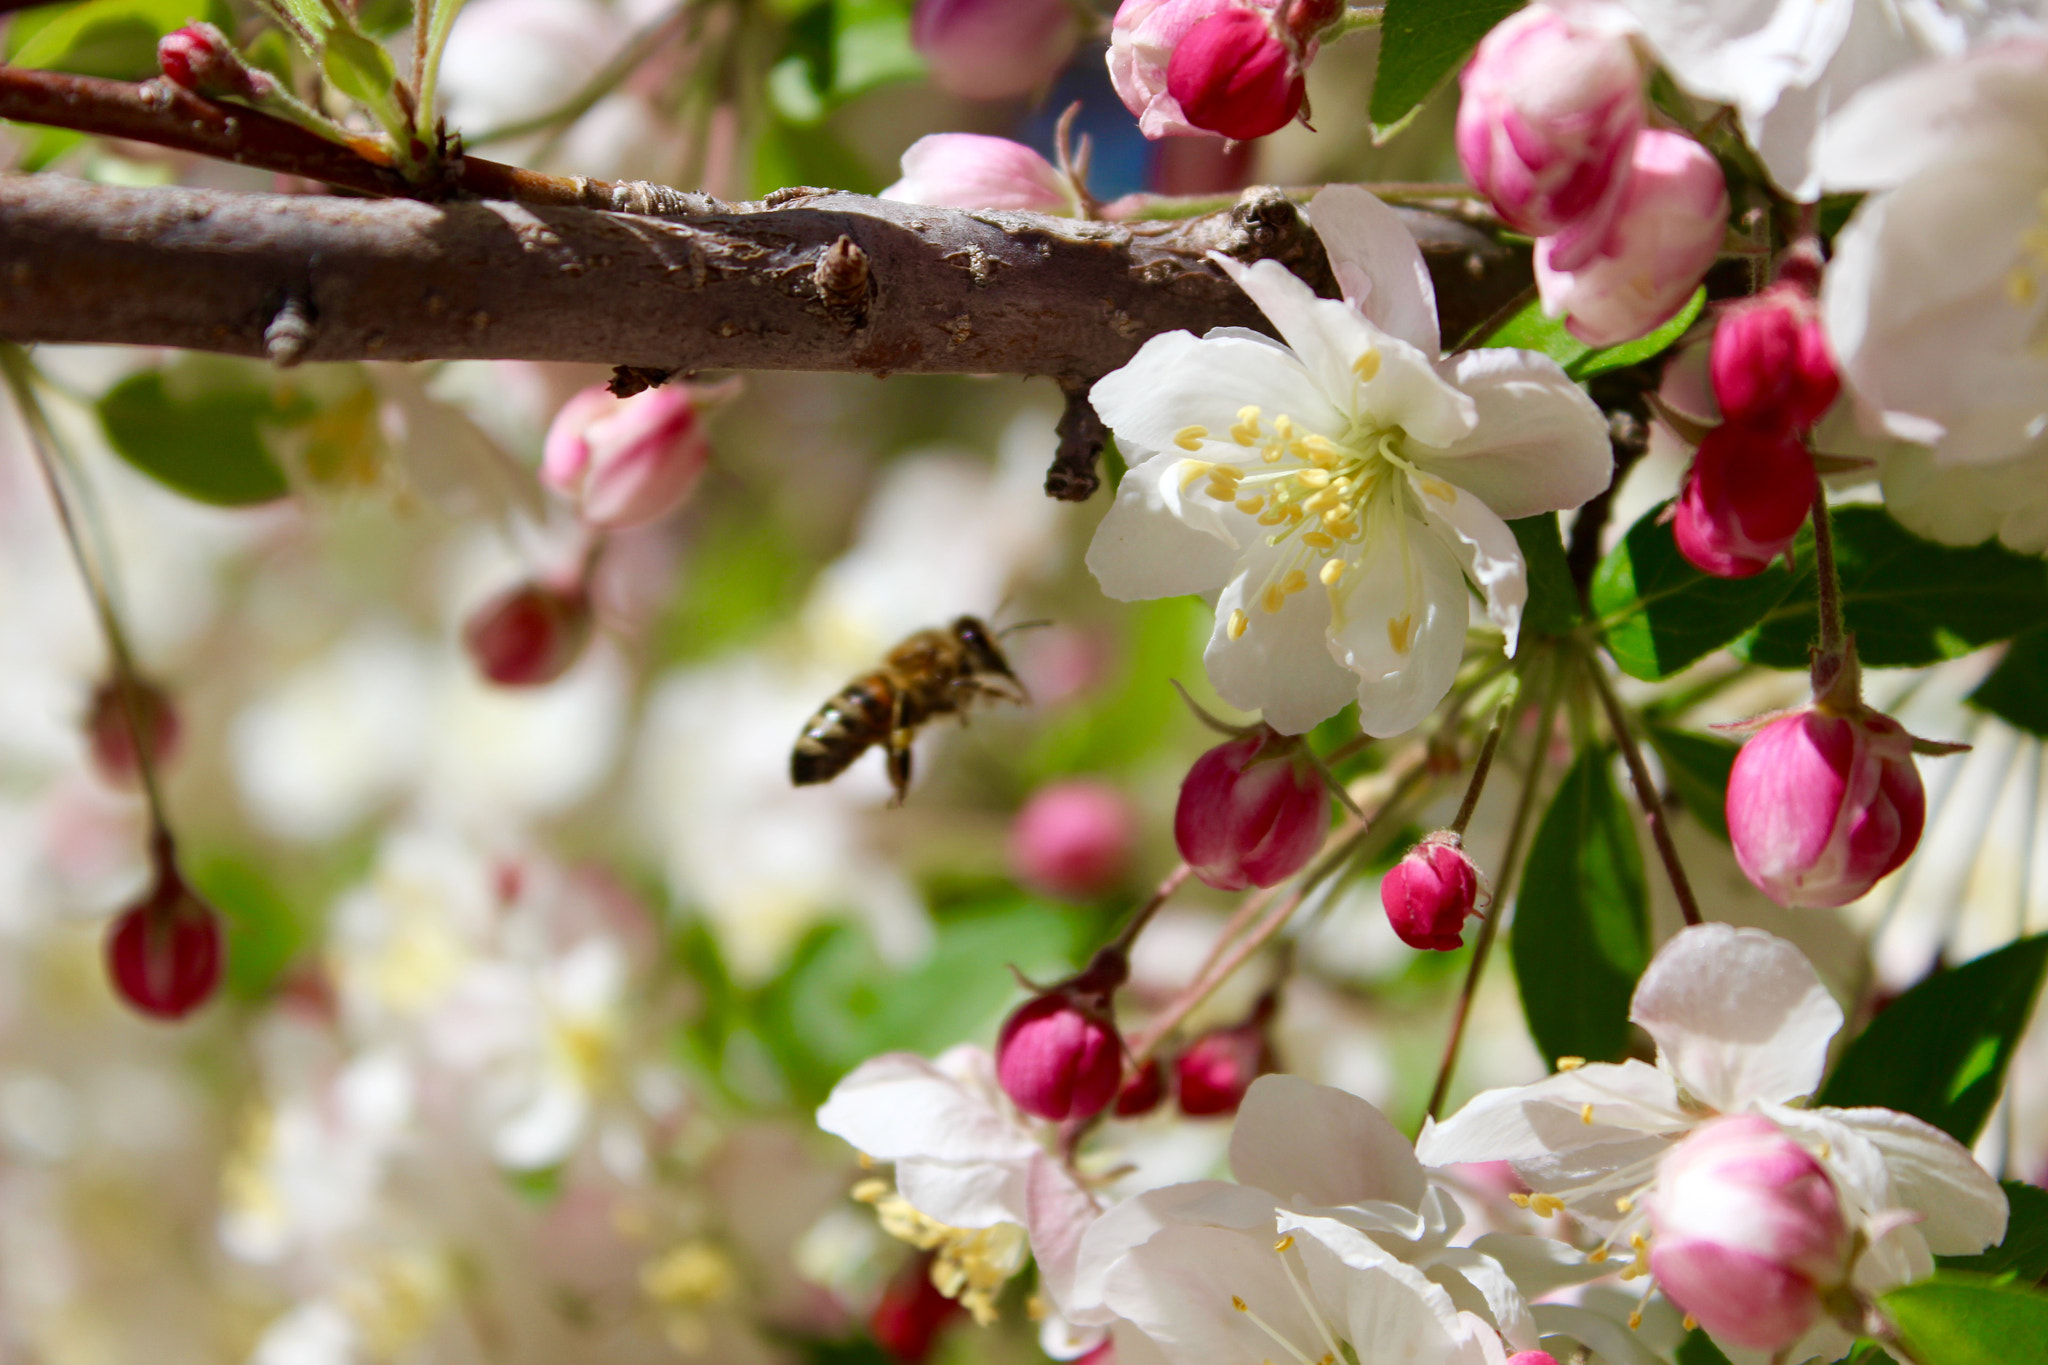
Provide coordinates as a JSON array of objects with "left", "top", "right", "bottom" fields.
[
  {"left": 1381, "top": 833, "right": 1483, "bottom": 950},
  {"left": 106, "top": 846, "right": 223, "bottom": 1021},
  {"left": 1174, "top": 725, "right": 1327, "bottom": 891},
  {"left": 1108, "top": 0, "right": 1339, "bottom": 142},
  {"left": 911, "top": 0, "right": 1080, "bottom": 100},
  {"left": 1459, "top": 7, "right": 1727, "bottom": 345}
]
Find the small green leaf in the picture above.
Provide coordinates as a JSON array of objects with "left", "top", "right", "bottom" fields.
[
  {"left": 1369, "top": 0, "right": 1520, "bottom": 134},
  {"left": 1674, "top": 1329, "right": 1734, "bottom": 1365},
  {"left": 8, "top": 0, "right": 232, "bottom": 80},
  {"left": 320, "top": 24, "right": 399, "bottom": 108},
  {"left": 1942, "top": 1182, "right": 2048, "bottom": 1283},
  {"left": 1481, "top": 294, "right": 1589, "bottom": 372},
  {"left": 1818, "top": 935, "right": 2048, "bottom": 1144},
  {"left": 1509, "top": 513, "right": 1582, "bottom": 638},
  {"left": 1644, "top": 724, "right": 1738, "bottom": 842},
  {"left": 1592, "top": 505, "right": 1799, "bottom": 680},
  {"left": 1967, "top": 627, "right": 2048, "bottom": 738},
  {"left": 1568, "top": 288, "right": 1707, "bottom": 379},
  {"left": 97, "top": 361, "right": 302, "bottom": 506},
  {"left": 1883, "top": 1275, "right": 2048, "bottom": 1365},
  {"left": 1513, "top": 745, "right": 1650, "bottom": 1065}
]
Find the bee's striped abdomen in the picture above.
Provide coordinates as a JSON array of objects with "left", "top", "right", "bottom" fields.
[{"left": 791, "top": 675, "right": 895, "bottom": 786}]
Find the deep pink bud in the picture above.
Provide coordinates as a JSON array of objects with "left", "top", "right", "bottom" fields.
[
  {"left": 1456, "top": 5, "right": 1644, "bottom": 239},
  {"left": 542, "top": 383, "right": 711, "bottom": 531},
  {"left": 1672, "top": 423, "right": 1817, "bottom": 579},
  {"left": 1114, "top": 1056, "right": 1168, "bottom": 1116},
  {"left": 1008, "top": 780, "right": 1139, "bottom": 900},
  {"left": 995, "top": 950, "right": 1126, "bottom": 1121},
  {"left": 157, "top": 23, "right": 270, "bottom": 100},
  {"left": 106, "top": 868, "right": 223, "bottom": 1020},
  {"left": 1166, "top": 9, "right": 1305, "bottom": 141},
  {"left": 1506, "top": 1355, "right": 1562, "bottom": 1365},
  {"left": 1710, "top": 283, "right": 1840, "bottom": 432},
  {"left": 86, "top": 675, "right": 181, "bottom": 786},
  {"left": 870, "top": 1252, "right": 964, "bottom": 1364},
  {"left": 1535, "top": 130, "right": 1729, "bottom": 347},
  {"left": 1109, "top": 0, "right": 1285, "bottom": 140},
  {"left": 1727, "top": 707, "right": 1925, "bottom": 908},
  {"left": 911, "top": 0, "right": 1080, "bottom": 99},
  {"left": 1175, "top": 1011, "right": 1275, "bottom": 1117},
  {"left": 463, "top": 580, "right": 593, "bottom": 687},
  {"left": 1649, "top": 1114, "right": 1851, "bottom": 1351},
  {"left": 1175, "top": 729, "right": 1326, "bottom": 892},
  {"left": 1381, "top": 836, "right": 1481, "bottom": 951},
  {"left": 884, "top": 134, "right": 1073, "bottom": 214}
]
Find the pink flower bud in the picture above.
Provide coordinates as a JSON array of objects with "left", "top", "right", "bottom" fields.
[
  {"left": 912, "top": 0, "right": 1080, "bottom": 100},
  {"left": 106, "top": 868, "right": 223, "bottom": 1020},
  {"left": 463, "top": 580, "right": 593, "bottom": 687},
  {"left": 883, "top": 134, "right": 1073, "bottom": 214},
  {"left": 995, "top": 950, "right": 1127, "bottom": 1121},
  {"left": 85, "top": 676, "right": 181, "bottom": 786},
  {"left": 1381, "top": 836, "right": 1481, "bottom": 950},
  {"left": 1671, "top": 423, "right": 1817, "bottom": 579},
  {"left": 1727, "top": 707, "right": 1926, "bottom": 908},
  {"left": 542, "top": 383, "right": 711, "bottom": 531},
  {"left": 1008, "top": 780, "right": 1139, "bottom": 900},
  {"left": 1114, "top": 1056, "right": 1167, "bottom": 1116},
  {"left": 1534, "top": 130, "right": 1729, "bottom": 347},
  {"left": 1166, "top": 8, "right": 1305, "bottom": 141},
  {"left": 1175, "top": 1008, "right": 1275, "bottom": 1117},
  {"left": 1506, "top": 1355, "right": 1562, "bottom": 1365},
  {"left": 1175, "top": 729, "right": 1326, "bottom": 891},
  {"left": 157, "top": 23, "right": 270, "bottom": 100},
  {"left": 1649, "top": 1114, "right": 1851, "bottom": 1351},
  {"left": 1456, "top": 5, "right": 1644, "bottom": 238},
  {"left": 1710, "top": 283, "right": 1840, "bottom": 433},
  {"left": 870, "top": 1251, "right": 965, "bottom": 1363},
  {"left": 1108, "top": 0, "right": 1283, "bottom": 140}
]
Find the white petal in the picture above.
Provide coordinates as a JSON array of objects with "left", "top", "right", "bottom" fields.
[
  {"left": 1628, "top": 924, "right": 1843, "bottom": 1111},
  {"left": 1415, "top": 1060, "right": 1686, "bottom": 1166},
  {"left": 1086, "top": 452, "right": 1244, "bottom": 601},
  {"left": 1817, "top": 36, "right": 2048, "bottom": 193},
  {"left": 1530, "top": 1303, "right": 1671, "bottom": 1365},
  {"left": 1101, "top": 1221, "right": 1332, "bottom": 1365},
  {"left": 1463, "top": 1231, "right": 1606, "bottom": 1298},
  {"left": 1072, "top": 1181, "right": 1280, "bottom": 1327},
  {"left": 898, "top": 1157, "right": 1030, "bottom": 1230},
  {"left": 1327, "top": 526, "right": 1469, "bottom": 738},
  {"left": 1228, "top": 1075, "right": 1427, "bottom": 1211},
  {"left": 1024, "top": 1154, "right": 1106, "bottom": 1319},
  {"left": 1411, "top": 349, "right": 1613, "bottom": 520},
  {"left": 1425, "top": 1249, "right": 1536, "bottom": 1350},
  {"left": 1306, "top": 184, "right": 1442, "bottom": 355},
  {"left": 1283, "top": 1214, "right": 1475, "bottom": 1365},
  {"left": 1204, "top": 562, "right": 1359, "bottom": 735},
  {"left": 1091, "top": 329, "right": 1342, "bottom": 457},
  {"left": 815, "top": 1049, "right": 1038, "bottom": 1164},
  {"left": 1784, "top": 1104, "right": 2009, "bottom": 1256},
  {"left": 1411, "top": 471, "right": 1528, "bottom": 654}
]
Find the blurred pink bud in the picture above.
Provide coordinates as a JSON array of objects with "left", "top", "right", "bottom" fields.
[
  {"left": 1456, "top": 5, "right": 1644, "bottom": 238},
  {"left": 463, "top": 580, "right": 593, "bottom": 687},
  {"left": 542, "top": 383, "right": 711, "bottom": 531},
  {"left": 1710, "top": 283, "right": 1840, "bottom": 432},
  {"left": 1175, "top": 999, "right": 1276, "bottom": 1117},
  {"left": 106, "top": 868, "right": 222, "bottom": 1021},
  {"left": 1108, "top": 0, "right": 1282, "bottom": 140},
  {"left": 1114, "top": 1055, "right": 1168, "bottom": 1116},
  {"left": 158, "top": 23, "right": 269, "bottom": 100},
  {"left": 1727, "top": 707, "right": 1925, "bottom": 908},
  {"left": 1672, "top": 423, "right": 1816, "bottom": 579},
  {"left": 1381, "top": 836, "right": 1481, "bottom": 950},
  {"left": 1649, "top": 1114, "right": 1851, "bottom": 1351},
  {"left": 86, "top": 676, "right": 181, "bottom": 786},
  {"left": 995, "top": 949, "right": 1126, "bottom": 1121},
  {"left": 1166, "top": 8, "right": 1305, "bottom": 141},
  {"left": 1009, "top": 780, "right": 1139, "bottom": 900},
  {"left": 1535, "top": 130, "right": 1728, "bottom": 347},
  {"left": 1506, "top": 1355, "right": 1562, "bottom": 1365},
  {"left": 1074, "top": 1341, "right": 1115, "bottom": 1365},
  {"left": 883, "top": 134, "right": 1073, "bottom": 213},
  {"left": 870, "top": 1251, "right": 964, "bottom": 1363},
  {"left": 912, "top": 0, "right": 1080, "bottom": 99},
  {"left": 1175, "top": 728, "right": 1326, "bottom": 892}
]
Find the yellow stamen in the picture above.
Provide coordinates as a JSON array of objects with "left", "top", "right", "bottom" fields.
[
  {"left": 1420, "top": 478, "right": 1457, "bottom": 503},
  {"left": 1509, "top": 1193, "right": 1531, "bottom": 1209},
  {"left": 1352, "top": 350, "right": 1380, "bottom": 381},
  {"left": 1295, "top": 468, "right": 1332, "bottom": 489},
  {"left": 1258, "top": 507, "right": 1289, "bottom": 527},
  {"left": 1262, "top": 442, "right": 1284, "bottom": 463},
  {"left": 1261, "top": 583, "right": 1288, "bottom": 614},
  {"left": 1179, "top": 460, "right": 1214, "bottom": 490},
  {"left": 1387, "top": 613, "right": 1414, "bottom": 655},
  {"left": 1817, "top": 1140, "right": 1831, "bottom": 1159},
  {"left": 857, "top": 1152, "right": 876, "bottom": 1170},
  {"left": 1299, "top": 434, "right": 1342, "bottom": 466},
  {"left": 1528, "top": 1194, "right": 1563, "bottom": 1217},
  {"left": 853, "top": 1179, "right": 889, "bottom": 1203},
  {"left": 1556, "top": 1056, "right": 1586, "bottom": 1071},
  {"left": 1232, "top": 405, "right": 1263, "bottom": 445},
  {"left": 1281, "top": 569, "right": 1308, "bottom": 597},
  {"left": 2010, "top": 270, "right": 2039, "bottom": 306},
  {"left": 1615, "top": 1195, "right": 1633, "bottom": 1213},
  {"left": 1232, "top": 1297, "right": 1249, "bottom": 1313},
  {"left": 1208, "top": 479, "right": 1240, "bottom": 502},
  {"left": 1682, "top": 1315, "right": 1697, "bottom": 1331},
  {"left": 1580, "top": 1103, "right": 1595, "bottom": 1125},
  {"left": 1273, "top": 1235, "right": 1295, "bottom": 1254},
  {"left": 1228, "top": 609, "right": 1249, "bottom": 640},
  {"left": 1320, "top": 559, "right": 1346, "bottom": 586},
  {"left": 1628, "top": 1310, "right": 1644, "bottom": 1330},
  {"left": 1236, "top": 495, "right": 1266, "bottom": 514},
  {"left": 1589, "top": 1246, "right": 1609, "bottom": 1264},
  {"left": 1174, "top": 425, "right": 1209, "bottom": 451},
  {"left": 1302, "top": 531, "right": 1334, "bottom": 549}
]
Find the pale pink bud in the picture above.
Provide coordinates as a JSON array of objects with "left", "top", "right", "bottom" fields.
[
  {"left": 85, "top": 676, "right": 181, "bottom": 786},
  {"left": 883, "top": 134, "right": 1073, "bottom": 214},
  {"left": 1166, "top": 8, "right": 1305, "bottom": 141},
  {"left": 995, "top": 949, "right": 1126, "bottom": 1121},
  {"left": 1381, "top": 836, "right": 1481, "bottom": 950},
  {"left": 106, "top": 868, "right": 222, "bottom": 1020},
  {"left": 1175, "top": 996, "right": 1276, "bottom": 1117},
  {"left": 541, "top": 383, "right": 710, "bottom": 531},
  {"left": 1727, "top": 708, "right": 1925, "bottom": 908},
  {"left": 1672, "top": 423, "right": 1816, "bottom": 579},
  {"left": 912, "top": 0, "right": 1080, "bottom": 100},
  {"left": 1535, "top": 130, "right": 1728, "bottom": 347},
  {"left": 1108, "top": 0, "right": 1283, "bottom": 140},
  {"left": 1114, "top": 1056, "right": 1167, "bottom": 1116},
  {"left": 1710, "top": 283, "right": 1840, "bottom": 432},
  {"left": 1455, "top": 5, "right": 1644, "bottom": 239},
  {"left": 1008, "top": 780, "right": 1139, "bottom": 900},
  {"left": 157, "top": 23, "right": 271, "bottom": 100},
  {"left": 463, "top": 580, "right": 593, "bottom": 687},
  {"left": 1175, "top": 728, "right": 1326, "bottom": 891},
  {"left": 1649, "top": 1114, "right": 1851, "bottom": 1351}
]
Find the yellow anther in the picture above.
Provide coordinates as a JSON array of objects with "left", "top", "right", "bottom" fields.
[
  {"left": 1387, "top": 613, "right": 1415, "bottom": 655},
  {"left": 1179, "top": 460, "right": 1214, "bottom": 490},
  {"left": 1589, "top": 1246, "right": 1609, "bottom": 1264},
  {"left": 1615, "top": 1195, "right": 1634, "bottom": 1214},
  {"left": 2010, "top": 269, "right": 2039, "bottom": 306},
  {"left": 1630, "top": 1232, "right": 1648, "bottom": 1251},
  {"left": 1556, "top": 1056, "right": 1586, "bottom": 1071},
  {"left": 1281, "top": 570, "right": 1308, "bottom": 597},
  {"left": 1295, "top": 469, "right": 1332, "bottom": 489},
  {"left": 1352, "top": 350, "right": 1381, "bottom": 381},
  {"left": 1320, "top": 559, "right": 1346, "bottom": 586},
  {"left": 1273, "top": 415, "right": 1297, "bottom": 440},
  {"left": 1529, "top": 1194, "right": 1564, "bottom": 1217},
  {"left": 1628, "top": 1310, "right": 1645, "bottom": 1330},
  {"left": 1580, "top": 1103, "right": 1595, "bottom": 1125},
  {"left": 1258, "top": 507, "right": 1289, "bottom": 526},
  {"left": 1509, "top": 1193, "right": 1532, "bottom": 1209},
  {"left": 1420, "top": 478, "right": 1457, "bottom": 503},
  {"left": 1262, "top": 442, "right": 1284, "bottom": 464},
  {"left": 1319, "top": 1356, "right": 1334, "bottom": 1365},
  {"left": 1300, "top": 434, "right": 1341, "bottom": 466},
  {"left": 1304, "top": 489, "right": 1341, "bottom": 515},
  {"left": 1174, "top": 425, "right": 1209, "bottom": 451},
  {"left": 1232, "top": 1296, "right": 1250, "bottom": 1313},
  {"left": 853, "top": 1179, "right": 889, "bottom": 1204},
  {"left": 1302, "top": 531, "right": 1334, "bottom": 549},
  {"left": 1261, "top": 583, "right": 1288, "bottom": 614},
  {"left": 1228, "top": 608, "right": 1249, "bottom": 640},
  {"left": 1208, "top": 479, "right": 1240, "bottom": 502},
  {"left": 857, "top": 1152, "right": 877, "bottom": 1170},
  {"left": 1682, "top": 1315, "right": 1697, "bottom": 1332},
  {"left": 1817, "top": 1140, "right": 1831, "bottom": 1159},
  {"left": 1237, "top": 495, "right": 1266, "bottom": 515},
  {"left": 1273, "top": 1235, "right": 1295, "bottom": 1254}
]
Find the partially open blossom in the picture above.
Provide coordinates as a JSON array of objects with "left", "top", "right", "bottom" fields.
[
  {"left": 1727, "top": 707, "right": 1925, "bottom": 908},
  {"left": 86, "top": 675, "right": 181, "bottom": 786},
  {"left": 912, "top": 0, "right": 1079, "bottom": 100},
  {"left": 1174, "top": 992, "right": 1276, "bottom": 1116},
  {"left": 463, "top": 580, "right": 594, "bottom": 687},
  {"left": 1535, "top": 130, "right": 1728, "bottom": 347},
  {"left": 1649, "top": 1114, "right": 1852, "bottom": 1351},
  {"left": 1108, "top": 0, "right": 1283, "bottom": 140},
  {"left": 995, "top": 949, "right": 1126, "bottom": 1121},
  {"left": 1711, "top": 282, "right": 1839, "bottom": 432},
  {"left": 1175, "top": 729, "right": 1326, "bottom": 891},
  {"left": 1008, "top": 780, "right": 1138, "bottom": 900},
  {"left": 1456, "top": 5, "right": 1644, "bottom": 240},
  {"left": 1114, "top": 1056, "right": 1167, "bottom": 1116},
  {"left": 870, "top": 1252, "right": 965, "bottom": 1363},
  {"left": 1672, "top": 423, "right": 1817, "bottom": 578},
  {"left": 158, "top": 23, "right": 270, "bottom": 100},
  {"left": 542, "top": 382, "right": 712, "bottom": 531},
  {"left": 1165, "top": 8, "right": 1304, "bottom": 141},
  {"left": 1381, "top": 835, "right": 1480, "bottom": 950},
  {"left": 106, "top": 866, "right": 223, "bottom": 1020},
  {"left": 883, "top": 134, "right": 1073, "bottom": 214}
]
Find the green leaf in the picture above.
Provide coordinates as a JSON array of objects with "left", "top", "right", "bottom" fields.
[
  {"left": 320, "top": 24, "right": 400, "bottom": 108},
  {"left": 1942, "top": 1182, "right": 2048, "bottom": 1283},
  {"left": 7, "top": 0, "right": 232, "bottom": 80},
  {"left": 1369, "top": 0, "right": 1520, "bottom": 134},
  {"left": 1509, "top": 513, "right": 1581, "bottom": 638},
  {"left": 1643, "top": 724, "right": 1738, "bottom": 842},
  {"left": 1478, "top": 289, "right": 1705, "bottom": 380},
  {"left": 1736, "top": 506, "right": 2048, "bottom": 669},
  {"left": 190, "top": 853, "right": 307, "bottom": 1001},
  {"left": 1818, "top": 935, "right": 2048, "bottom": 1144},
  {"left": 1592, "top": 504, "right": 1799, "bottom": 680},
  {"left": 97, "top": 361, "right": 302, "bottom": 506},
  {"left": 750, "top": 114, "right": 877, "bottom": 198},
  {"left": 1967, "top": 627, "right": 2048, "bottom": 738},
  {"left": 1513, "top": 745, "right": 1650, "bottom": 1065},
  {"left": 1883, "top": 1275, "right": 2048, "bottom": 1365},
  {"left": 1568, "top": 288, "right": 1706, "bottom": 379},
  {"left": 1674, "top": 1329, "right": 1734, "bottom": 1365}
]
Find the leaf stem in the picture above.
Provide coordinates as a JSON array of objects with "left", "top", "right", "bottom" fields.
[{"left": 1585, "top": 644, "right": 1703, "bottom": 927}]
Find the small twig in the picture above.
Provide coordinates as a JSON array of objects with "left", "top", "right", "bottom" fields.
[
  {"left": 1449, "top": 670, "right": 1522, "bottom": 838},
  {"left": 1108, "top": 864, "right": 1193, "bottom": 955},
  {"left": 1048, "top": 377, "right": 1109, "bottom": 502},
  {"left": 1585, "top": 646, "right": 1704, "bottom": 927}
]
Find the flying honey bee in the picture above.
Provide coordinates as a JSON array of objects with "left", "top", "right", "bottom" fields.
[{"left": 791, "top": 615, "right": 1033, "bottom": 805}]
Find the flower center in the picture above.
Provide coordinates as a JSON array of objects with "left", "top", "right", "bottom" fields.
[{"left": 854, "top": 1177, "right": 1029, "bottom": 1325}]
